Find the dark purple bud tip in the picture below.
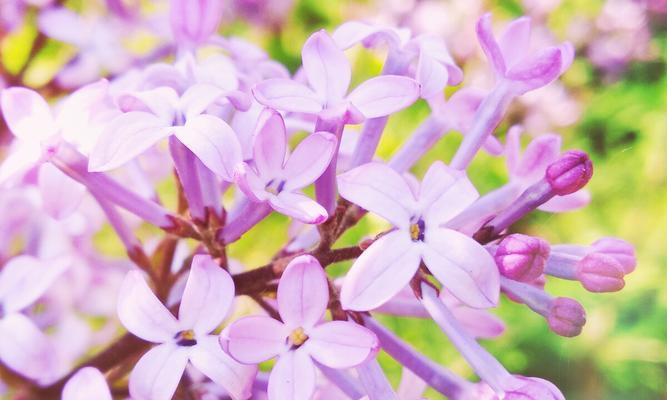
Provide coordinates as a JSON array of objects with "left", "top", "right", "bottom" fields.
[
  {"left": 591, "top": 237, "right": 637, "bottom": 274},
  {"left": 576, "top": 253, "right": 625, "bottom": 293},
  {"left": 547, "top": 297, "right": 586, "bottom": 337},
  {"left": 545, "top": 150, "right": 593, "bottom": 195},
  {"left": 495, "top": 234, "right": 550, "bottom": 282}
]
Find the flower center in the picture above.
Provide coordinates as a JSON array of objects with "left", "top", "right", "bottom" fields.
[
  {"left": 288, "top": 327, "right": 309, "bottom": 348},
  {"left": 174, "top": 329, "right": 197, "bottom": 347},
  {"left": 265, "top": 179, "right": 286, "bottom": 195},
  {"left": 409, "top": 218, "right": 425, "bottom": 242}
]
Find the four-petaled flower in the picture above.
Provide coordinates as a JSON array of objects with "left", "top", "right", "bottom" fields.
[
  {"left": 234, "top": 108, "right": 337, "bottom": 224},
  {"left": 337, "top": 161, "right": 500, "bottom": 311},
  {"left": 117, "top": 255, "right": 256, "bottom": 400},
  {"left": 223, "top": 255, "right": 379, "bottom": 400},
  {"left": 253, "top": 30, "right": 420, "bottom": 123}
]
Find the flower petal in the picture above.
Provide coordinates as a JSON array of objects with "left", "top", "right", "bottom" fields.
[
  {"left": 277, "top": 255, "right": 329, "bottom": 328},
  {"left": 116, "top": 87, "right": 179, "bottom": 124},
  {"left": 538, "top": 189, "right": 591, "bottom": 213},
  {"left": 513, "top": 134, "right": 561, "bottom": 182},
  {"left": 175, "top": 114, "right": 242, "bottom": 181},
  {"left": 38, "top": 163, "right": 86, "bottom": 220},
  {"left": 498, "top": 17, "right": 531, "bottom": 69},
  {"left": 225, "top": 316, "right": 289, "bottom": 364},
  {"left": 178, "top": 255, "right": 234, "bottom": 335},
  {"left": 0, "top": 313, "right": 59, "bottom": 384},
  {"left": 180, "top": 83, "right": 225, "bottom": 119},
  {"left": 117, "top": 270, "right": 179, "bottom": 343},
  {"left": 129, "top": 344, "right": 189, "bottom": 400},
  {"left": 333, "top": 21, "right": 399, "bottom": 50},
  {"left": 252, "top": 108, "right": 287, "bottom": 176},
  {"left": 346, "top": 75, "right": 420, "bottom": 119},
  {"left": 305, "top": 321, "right": 378, "bottom": 369},
  {"left": 88, "top": 112, "right": 172, "bottom": 172},
  {"left": 62, "top": 367, "right": 112, "bottom": 400},
  {"left": 283, "top": 132, "right": 337, "bottom": 190},
  {"left": 420, "top": 161, "right": 479, "bottom": 226},
  {"left": 268, "top": 349, "right": 316, "bottom": 400},
  {"left": 340, "top": 230, "right": 422, "bottom": 311},
  {"left": 476, "top": 13, "right": 506, "bottom": 76},
  {"left": 0, "top": 255, "right": 69, "bottom": 314},
  {"left": 234, "top": 162, "right": 268, "bottom": 202},
  {"left": 337, "top": 162, "right": 415, "bottom": 229},
  {"left": 190, "top": 336, "right": 257, "bottom": 400},
  {"left": 252, "top": 79, "right": 323, "bottom": 114},
  {"left": 0, "top": 141, "right": 42, "bottom": 184},
  {"left": 1, "top": 87, "right": 57, "bottom": 140},
  {"left": 302, "top": 30, "right": 350, "bottom": 103},
  {"left": 506, "top": 47, "right": 563, "bottom": 94},
  {"left": 423, "top": 228, "right": 499, "bottom": 308},
  {"left": 269, "top": 192, "right": 328, "bottom": 224},
  {"left": 416, "top": 52, "right": 449, "bottom": 99}
]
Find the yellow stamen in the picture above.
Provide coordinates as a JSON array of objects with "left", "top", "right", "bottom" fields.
[
  {"left": 410, "top": 223, "right": 420, "bottom": 241},
  {"left": 288, "top": 327, "right": 309, "bottom": 346},
  {"left": 178, "top": 329, "right": 196, "bottom": 341}
]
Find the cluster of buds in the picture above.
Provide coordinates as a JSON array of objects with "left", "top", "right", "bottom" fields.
[{"left": 0, "top": 0, "right": 637, "bottom": 399}]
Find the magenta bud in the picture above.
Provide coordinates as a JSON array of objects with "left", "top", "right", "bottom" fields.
[
  {"left": 495, "top": 234, "right": 550, "bottom": 282},
  {"left": 545, "top": 150, "right": 593, "bottom": 195},
  {"left": 504, "top": 376, "right": 565, "bottom": 400},
  {"left": 591, "top": 237, "right": 636, "bottom": 274},
  {"left": 547, "top": 297, "right": 586, "bottom": 337},
  {"left": 576, "top": 253, "right": 625, "bottom": 293},
  {"left": 170, "top": 0, "right": 224, "bottom": 46}
]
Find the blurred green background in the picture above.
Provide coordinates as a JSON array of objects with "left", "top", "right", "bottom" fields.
[{"left": 2, "top": 0, "right": 666, "bottom": 399}]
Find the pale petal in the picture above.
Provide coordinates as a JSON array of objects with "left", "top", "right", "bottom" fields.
[
  {"left": 56, "top": 53, "right": 103, "bottom": 89},
  {"left": 269, "top": 192, "right": 328, "bottom": 224},
  {"left": 252, "top": 79, "right": 323, "bottom": 114},
  {"left": 423, "top": 228, "right": 499, "bottom": 308},
  {"left": 416, "top": 52, "right": 449, "bottom": 99},
  {"left": 0, "top": 141, "right": 42, "bottom": 184},
  {"left": 347, "top": 75, "right": 420, "bottom": 119},
  {"left": 252, "top": 108, "right": 287, "bottom": 176},
  {"left": 504, "top": 125, "right": 523, "bottom": 174},
  {"left": 337, "top": 162, "right": 415, "bottom": 229},
  {"left": 1, "top": 87, "right": 57, "bottom": 140},
  {"left": 0, "top": 313, "right": 59, "bottom": 383},
  {"left": 305, "top": 321, "right": 378, "bottom": 368},
  {"left": 332, "top": 21, "right": 401, "bottom": 50},
  {"left": 225, "top": 316, "right": 289, "bottom": 364},
  {"left": 340, "top": 230, "right": 422, "bottom": 311},
  {"left": 476, "top": 13, "right": 506, "bottom": 75},
  {"left": 420, "top": 161, "right": 479, "bottom": 226},
  {"left": 0, "top": 255, "right": 69, "bottom": 314},
  {"left": 180, "top": 83, "right": 225, "bottom": 119},
  {"left": 129, "top": 344, "right": 189, "bottom": 400},
  {"left": 506, "top": 47, "right": 563, "bottom": 94},
  {"left": 117, "top": 271, "right": 179, "bottom": 343},
  {"left": 88, "top": 112, "right": 172, "bottom": 171},
  {"left": 62, "top": 367, "right": 112, "bottom": 400},
  {"left": 268, "top": 350, "right": 316, "bottom": 400},
  {"left": 234, "top": 162, "right": 268, "bottom": 202},
  {"left": 116, "top": 87, "right": 179, "bottom": 124},
  {"left": 512, "top": 134, "right": 561, "bottom": 182},
  {"left": 498, "top": 17, "right": 531, "bottom": 69},
  {"left": 302, "top": 30, "right": 350, "bottom": 103},
  {"left": 277, "top": 255, "right": 329, "bottom": 329},
  {"left": 37, "top": 7, "right": 88, "bottom": 46},
  {"left": 283, "top": 132, "right": 337, "bottom": 190},
  {"left": 175, "top": 115, "right": 242, "bottom": 181},
  {"left": 450, "top": 306, "right": 506, "bottom": 339},
  {"left": 538, "top": 189, "right": 591, "bottom": 213},
  {"left": 178, "top": 255, "right": 234, "bottom": 335},
  {"left": 190, "top": 336, "right": 257, "bottom": 400},
  {"left": 38, "top": 163, "right": 86, "bottom": 220}
]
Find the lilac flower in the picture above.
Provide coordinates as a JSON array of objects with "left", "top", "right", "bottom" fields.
[
  {"left": 234, "top": 108, "right": 337, "bottom": 224},
  {"left": 0, "top": 255, "right": 69, "bottom": 383},
  {"left": 223, "top": 255, "right": 378, "bottom": 400},
  {"left": 253, "top": 30, "right": 420, "bottom": 124},
  {"left": 62, "top": 367, "right": 111, "bottom": 400},
  {"left": 337, "top": 161, "right": 499, "bottom": 311},
  {"left": 117, "top": 255, "right": 256, "bottom": 400},
  {"left": 89, "top": 84, "right": 242, "bottom": 180},
  {"left": 170, "top": 0, "right": 223, "bottom": 49}
]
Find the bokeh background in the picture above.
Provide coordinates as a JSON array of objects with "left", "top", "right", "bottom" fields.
[{"left": 1, "top": 0, "right": 666, "bottom": 399}]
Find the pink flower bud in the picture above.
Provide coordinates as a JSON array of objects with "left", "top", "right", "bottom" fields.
[
  {"left": 576, "top": 253, "right": 625, "bottom": 292},
  {"left": 591, "top": 237, "right": 636, "bottom": 274},
  {"left": 547, "top": 297, "right": 586, "bottom": 337},
  {"left": 495, "top": 234, "right": 550, "bottom": 282},
  {"left": 545, "top": 150, "right": 593, "bottom": 195},
  {"left": 504, "top": 376, "right": 565, "bottom": 400},
  {"left": 170, "top": 0, "right": 223, "bottom": 47}
]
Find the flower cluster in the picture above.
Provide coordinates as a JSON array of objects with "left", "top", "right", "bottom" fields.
[{"left": 0, "top": 0, "right": 637, "bottom": 399}]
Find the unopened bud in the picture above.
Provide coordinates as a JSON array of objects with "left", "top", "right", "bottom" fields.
[
  {"left": 547, "top": 297, "right": 586, "bottom": 337},
  {"left": 495, "top": 234, "right": 550, "bottom": 282},
  {"left": 576, "top": 253, "right": 625, "bottom": 293},
  {"left": 591, "top": 237, "right": 636, "bottom": 274},
  {"left": 545, "top": 150, "right": 593, "bottom": 195}
]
